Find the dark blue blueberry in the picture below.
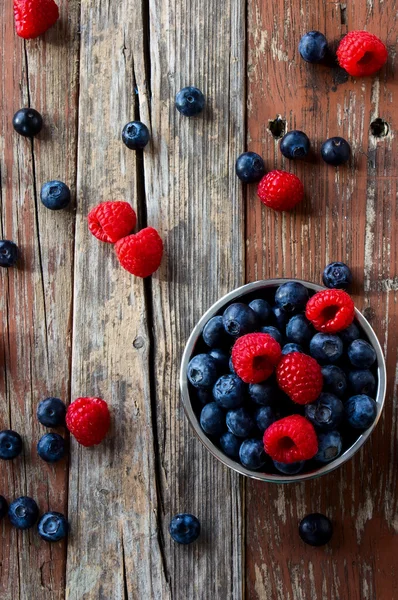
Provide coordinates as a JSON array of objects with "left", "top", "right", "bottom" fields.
[
  {"left": 235, "top": 152, "right": 266, "bottom": 183},
  {"left": 345, "top": 395, "right": 377, "bottom": 429},
  {"left": 286, "top": 314, "right": 313, "bottom": 346},
  {"left": 282, "top": 343, "right": 303, "bottom": 355},
  {"left": 239, "top": 439, "right": 267, "bottom": 470},
  {"left": 248, "top": 382, "right": 277, "bottom": 406},
  {"left": 226, "top": 408, "right": 254, "bottom": 438},
  {"left": 209, "top": 349, "right": 230, "bottom": 372},
  {"left": 187, "top": 354, "right": 219, "bottom": 389},
  {"left": 219, "top": 432, "right": 242, "bottom": 459},
  {"left": 0, "top": 240, "right": 19, "bottom": 268},
  {"left": 122, "top": 121, "right": 150, "bottom": 149},
  {"left": 299, "top": 513, "right": 333, "bottom": 546},
  {"left": 229, "top": 356, "right": 236, "bottom": 374},
  {"left": 272, "top": 306, "right": 288, "bottom": 329},
  {"left": 37, "top": 433, "right": 66, "bottom": 463},
  {"left": 40, "top": 181, "right": 71, "bottom": 210},
  {"left": 321, "top": 137, "right": 351, "bottom": 166},
  {"left": 169, "top": 513, "right": 200, "bottom": 544},
  {"left": 203, "top": 316, "right": 230, "bottom": 348},
  {"left": 348, "top": 370, "right": 376, "bottom": 397},
  {"left": 314, "top": 431, "right": 342, "bottom": 463},
  {"left": 175, "top": 86, "right": 205, "bottom": 117},
  {"left": 37, "top": 397, "right": 66, "bottom": 427},
  {"left": 213, "top": 374, "right": 246, "bottom": 409},
  {"left": 222, "top": 303, "right": 258, "bottom": 337},
  {"left": 13, "top": 108, "right": 43, "bottom": 137},
  {"left": 339, "top": 322, "right": 361, "bottom": 346},
  {"left": 310, "top": 333, "right": 343, "bottom": 363},
  {"left": 280, "top": 130, "right": 310, "bottom": 159},
  {"left": 196, "top": 389, "right": 212, "bottom": 406},
  {"left": 200, "top": 403, "right": 225, "bottom": 435},
  {"left": 323, "top": 262, "right": 353, "bottom": 290},
  {"left": 0, "top": 430, "right": 22, "bottom": 460},
  {"left": 38, "top": 512, "right": 68, "bottom": 542},
  {"left": 273, "top": 460, "right": 305, "bottom": 475},
  {"left": 321, "top": 365, "right": 347, "bottom": 397},
  {"left": 298, "top": 31, "right": 328, "bottom": 63},
  {"left": 305, "top": 393, "right": 344, "bottom": 431},
  {"left": 249, "top": 299, "right": 272, "bottom": 324},
  {"left": 0, "top": 496, "right": 8, "bottom": 520},
  {"left": 348, "top": 339, "right": 376, "bottom": 369},
  {"left": 275, "top": 282, "right": 309, "bottom": 314},
  {"left": 255, "top": 406, "right": 276, "bottom": 432},
  {"left": 260, "top": 326, "right": 283, "bottom": 346},
  {"left": 8, "top": 497, "right": 39, "bottom": 530}
]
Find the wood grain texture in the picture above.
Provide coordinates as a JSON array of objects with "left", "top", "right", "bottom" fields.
[{"left": 246, "top": 1, "right": 398, "bottom": 598}]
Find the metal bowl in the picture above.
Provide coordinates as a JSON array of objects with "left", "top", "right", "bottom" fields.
[{"left": 180, "top": 279, "right": 387, "bottom": 483}]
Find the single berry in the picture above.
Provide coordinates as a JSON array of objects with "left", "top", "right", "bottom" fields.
[
  {"left": 275, "top": 282, "right": 309, "bottom": 314},
  {"left": 66, "top": 397, "right": 110, "bottom": 446},
  {"left": 305, "top": 289, "right": 355, "bottom": 333},
  {"left": 37, "top": 433, "right": 65, "bottom": 463},
  {"left": 0, "top": 430, "right": 23, "bottom": 460},
  {"left": 272, "top": 306, "right": 288, "bottom": 329},
  {"left": 8, "top": 497, "right": 39, "bottom": 529},
  {"left": 122, "top": 121, "right": 150, "bottom": 150},
  {"left": 235, "top": 152, "right": 266, "bottom": 183},
  {"left": 187, "top": 354, "right": 219, "bottom": 389},
  {"left": 248, "top": 381, "right": 277, "bottom": 406},
  {"left": 37, "top": 397, "right": 66, "bottom": 427},
  {"left": 345, "top": 395, "right": 377, "bottom": 429},
  {"left": 310, "top": 333, "right": 343, "bottom": 363},
  {"left": 276, "top": 352, "right": 323, "bottom": 405},
  {"left": 321, "top": 137, "right": 351, "bottom": 166},
  {"left": 263, "top": 415, "right": 318, "bottom": 463},
  {"left": 323, "top": 262, "right": 353, "bottom": 290},
  {"left": 203, "top": 316, "right": 230, "bottom": 348},
  {"left": 0, "top": 496, "right": 8, "bottom": 520},
  {"left": 14, "top": 0, "right": 59, "bottom": 39},
  {"left": 222, "top": 303, "right": 258, "bottom": 337},
  {"left": 273, "top": 460, "right": 305, "bottom": 475},
  {"left": 226, "top": 407, "right": 254, "bottom": 438},
  {"left": 299, "top": 31, "right": 328, "bottom": 63},
  {"left": 255, "top": 406, "right": 276, "bottom": 432},
  {"left": 348, "top": 370, "right": 376, "bottom": 396},
  {"left": 200, "top": 402, "right": 225, "bottom": 435},
  {"left": 280, "top": 130, "right": 310, "bottom": 160},
  {"left": 286, "top": 314, "right": 313, "bottom": 346},
  {"left": 169, "top": 514, "right": 200, "bottom": 544},
  {"left": 260, "top": 326, "right": 283, "bottom": 346},
  {"left": 40, "top": 181, "right": 71, "bottom": 210},
  {"left": 337, "top": 31, "right": 388, "bottom": 77},
  {"left": 321, "top": 365, "right": 347, "bottom": 397},
  {"left": 299, "top": 513, "right": 333, "bottom": 546},
  {"left": 38, "top": 511, "right": 68, "bottom": 542},
  {"left": 339, "top": 322, "right": 361, "bottom": 345},
  {"left": 115, "top": 227, "right": 163, "bottom": 277},
  {"left": 175, "top": 87, "right": 205, "bottom": 117},
  {"left": 213, "top": 374, "right": 246, "bottom": 409},
  {"left": 257, "top": 170, "right": 304, "bottom": 211},
  {"left": 314, "top": 430, "right": 342, "bottom": 463},
  {"left": 88, "top": 201, "right": 137, "bottom": 244},
  {"left": 305, "top": 393, "right": 344, "bottom": 431},
  {"left": 347, "top": 339, "right": 376, "bottom": 369},
  {"left": 249, "top": 299, "right": 272, "bottom": 324},
  {"left": 196, "top": 389, "right": 212, "bottom": 406},
  {"left": 239, "top": 439, "right": 267, "bottom": 470},
  {"left": 0, "top": 241, "right": 19, "bottom": 267},
  {"left": 232, "top": 333, "right": 281, "bottom": 384},
  {"left": 209, "top": 348, "right": 230, "bottom": 371},
  {"left": 219, "top": 432, "right": 242, "bottom": 459},
  {"left": 282, "top": 343, "right": 303, "bottom": 355},
  {"left": 13, "top": 107, "right": 43, "bottom": 137}
]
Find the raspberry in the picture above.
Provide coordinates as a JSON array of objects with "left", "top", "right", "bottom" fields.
[
  {"left": 66, "top": 397, "right": 110, "bottom": 447},
  {"left": 337, "top": 31, "right": 388, "bottom": 77},
  {"left": 14, "top": 0, "right": 59, "bottom": 39},
  {"left": 257, "top": 170, "right": 304, "bottom": 211},
  {"left": 305, "top": 289, "right": 355, "bottom": 333},
  {"left": 276, "top": 352, "right": 323, "bottom": 405},
  {"left": 231, "top": 333, "right": 282, "bottom": 384},
  {"left": 263, "top": 415, "right": 318, "bottom": 463},
  {"left": 88, "top": 201, "right": 137, "bottom": 244},
  {"left": 115, "top": 227, "right": 163, "bottom": 278}
]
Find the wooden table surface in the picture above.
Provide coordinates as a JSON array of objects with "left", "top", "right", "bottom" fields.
[{"left": 1, "top": 0, "right": 397, "bottom": 598}]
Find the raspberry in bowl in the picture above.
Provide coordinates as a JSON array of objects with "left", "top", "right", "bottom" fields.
[{"left": 180, "top": 279, "right": 386, "bottom": 482}]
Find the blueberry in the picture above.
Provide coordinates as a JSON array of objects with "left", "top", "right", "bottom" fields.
[
  {"left": 37, "top": 433, "right": 66, "bottom": 463},
  {"left": 187, "top": 354, "right": 219, "bottom": 389},
  {"left": 209, "top": 349, "right": 230, "bottom": 372},
  {"left": 40, "top": 181, "right": 71, "bottom": 210},
  {"left": 122, "top": 121, "right": 150, "bottom": 149},
  {"left": 255, "top": 406, "right": 276, "bottom": 432},
  {"left": 38, "top": 511, "right": 68, "bottom": 542},
  {"left": 260, "top": 325, "right": 283, "bottom": 346},
  {"left": 0, "top": 496, "right": 8, "bottom": 520},
  {"left": 213, "top": 374, "right": 246, "bottom": 409},
  {"left": 248, "top": 382, "right": 277, "bottom": 406},
  {"left": 314, "top": 431, "right": 342, "bottom": 463},
  {"left": 235, "top": 152, "right": 266, "bottom": 183},
  {"left": 272, "top": 306, "right": 288, "bottom": 329},
  {"left": 323, "top": 262, "right": 353, "bottom": 290},
  {"left": 222, "top": 303, "right": 258, "bottom": 337},
  {"left": 286, "top": 315, "right": 313, "bottom": 346},
  {"left": 13, "top": 108, "right": 43, "bottom": 137},
  {"left": 310, "top": 333, "right": 343, "bottom": 363},
  {"left": 175, "top": 86, "right": 205, "bottom": 117},
  {"left": 200, "top": 403, "right": 225, "bottom": 435},
  {"left": 298, "top": 31, "right": 328, "bottom": 63},
  {"left": 280, "top": 130, "right": 310, "bottom": 159},
  {"left": 305, "top": 393, "right": 344, "bottom": 431},
  {"left": 282, "top": 343, "right": 303, "bottom": 355},
  {"left": 8, "top": 497, "right": 39, "bottom": 529},
  {"left": 275, "top": 282, "right": 309, "bottom": 314},
  {"left": 169, "top": 513, "right": 200, "bottom": 544},
  {"left": 321, "top": 137, "right": 351, "bottom": 166},
  {"left": 226, "top": 407, "right": 254, "bottom": 438},
  {"left": 0, "top": 430, "right": 22, "bottom": 460},
  {"left": 203, "top": 316, "right": 230, "bottom": 348},
  {"left": 37, "top": 397, "right": 66, "bottom": 427},
  {"left": 229, "top": 356, "right": 236, "bottom": 374},
  {"left": 219, "top": 432, "right": 242, "bottom": 459},
  {"left": 348, "top": 339, "right": 376, "bottom": 369},
  {"left": 249, "top": 299, "right": 272, "bottom": 324},
  {"left": 321, "top": 365, "right": 347, "bottom": 397},
  {"left": 339, "top": 322, "right": 361, "bottom": 345},
  {"left": 299, "top": 513, "right": 333, "bottom": 546},
  {"left": 345, "top": 395, "right": 377, "bottom": 429},
  {"left": 239, "top": 439, "right": 267, "bottom": 470},
  {"left": 0, "top": 240, "right": 19, "bottom": 267},
  {"left": 196, "top": 389, "right": 212, "bottom": 406},
  {"left": 273, "top": 460, "right": 305, "bottom": 475},
  {"left": 348, "top": 370, "right": 376, "bottom": 396}
]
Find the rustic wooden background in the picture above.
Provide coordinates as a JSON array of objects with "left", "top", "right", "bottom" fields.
[{"left": 0, "top": 0, "right": 397, "bottom": 598}]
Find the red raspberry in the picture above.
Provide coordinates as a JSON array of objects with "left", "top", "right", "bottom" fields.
[
  {"left": 263, "top": 415, "right": 318, "bottom": 463},
  {"left": 337, "top": 31, "right": 387, "bottom": 77},
  {"left": 88, "top": 201, "right": 137, "bottom": 244},
  {"left": 257, "top": 170, "right": 304, "bottom": 211},
  {"left": 231, "top": 333, "right": 282, "bottom": 384},
  {"left": 66, "top": 397, "right": 110, "bottom": 447},
  {"left": 305, "top": 289, "right": 355, "bottom": 333},
  {"left": 276, "top": 352, "right": 323, "bottom": 405},
  {"left": 14, "top": 0, "right": 59, "bottom": 39},
  {"left": 115, "top": 227, "right": 163, "bottom": 278}
]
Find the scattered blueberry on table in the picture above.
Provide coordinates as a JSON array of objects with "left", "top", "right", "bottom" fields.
[
  {"left": 280, "top": 130, "right": 310, "bottom": 159},
  {"left": 321, "top": 137, "right": 351, "bottom": 166},
  {"left": 37, "top": 433, "right": 66, "bottom": 463},
  {"left": 299, "top": 31, "right": 328, "bottom": 63},
  {"left": 299, "top": 513, "right": 333, "bottom": 546},
  {"left": 0, "top": 430, "right": 23, "bottom": 460},
  {"left": 0, "top": 240, "right": 19, "bottom": 268},
  {"left": 38, "top": 512, "right": 68, "bottom": 542},
  {"left": 169, "top": 513, "right": 200, "bottom": 544},
  {"left": 37, "top": 397, "right": 67, "bottom": 427},
  {"left": 175, "top": 86, "right": 205, "bottom": 117},
  {"left": 40, "top": 181, "right": 71, "bottom": 210},
  {"left": 323, "top": 262, "right": 353, "bottom": 290},
  {"left": 8, "top": 496, "right": 39, "bottom": 530},
  {"left": 13, "top": 108, "right": 43, "bottom": 137},
  {"left": 235, "top": 152, "right": 266, "bottom": 183},
  {"left": 122, "top": 121, "right": 150, "bottom": 150}
]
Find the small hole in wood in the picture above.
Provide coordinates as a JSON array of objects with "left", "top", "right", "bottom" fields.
[
  {"left": 268, "top": 116, "right": 286, "bottom": 139},
  {"left": 370, "top": 118, "right": 389, "bottom": 138}
]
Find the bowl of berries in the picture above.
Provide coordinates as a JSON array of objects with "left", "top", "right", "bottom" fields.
[{"left": 180, "top": 278, "right": 386, "bottom": 482}]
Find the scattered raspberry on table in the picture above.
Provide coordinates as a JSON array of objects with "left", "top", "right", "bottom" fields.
[
  {"left": 88, "top": 201, "right": 137, "bottom": 244},
  {"left": 66, "top": 397, "right": 110, "bottom": 447},
  {"left": 337, "top": 31, "right": 388, "bottom": 77},
  {"left": 115, "top": 226, "right": 163, "bottom": 278},
  {"left": 14, "top": 0, "right": 59, "bottom": 39},
  {"left": 257, "top": 170, "right": 304, "bottom": 211}
]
